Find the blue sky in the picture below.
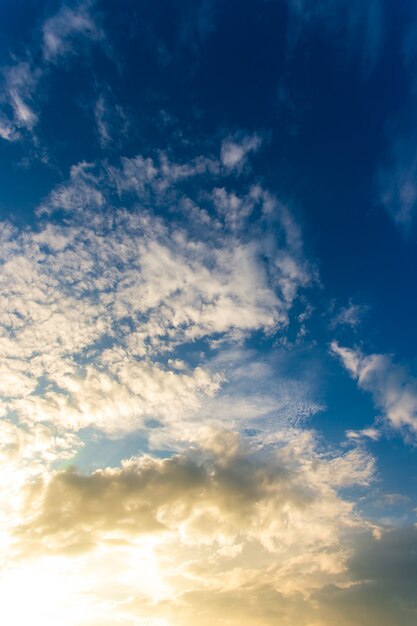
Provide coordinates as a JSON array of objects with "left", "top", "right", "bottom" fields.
[{"left": 0, "top": 1, "right": 417, "bottom": 625}]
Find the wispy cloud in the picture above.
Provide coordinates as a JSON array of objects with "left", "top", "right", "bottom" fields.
[
  {"left": 329, "top": 301, "right": 369, "bottom": 330},
  {"left": 376, "top": 11, "right": 417, "bottom": 230},
  {"left": 286, "top": 0, "right": 384, "bottom": 76},
  {"left": 0, "top": 62, "right": 39, "bottom": 141},
  {"left": 94, "top": 90, "right": 128, "bottom": 148},
  {"left": 378, "top": 122, "right": 417, "bottom": 229},
  {"left": 0, "top": 1, "right": 103, "bottom": 144},
  {"left": 0, "top": 424, "right": 381, "bottom": 625},
  {"left": 220, "top": 133, "right": 263, "bottom": 170},
  {"left": 42, "top": 1, "right": 103, "bottom": 62},
  {"left": 331, "top": 342, "right": 417, "bottom": 439}
]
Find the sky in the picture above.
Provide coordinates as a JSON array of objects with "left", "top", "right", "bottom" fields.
[{"left": 0, "top": 1, "right": 417, "bottom": 624}]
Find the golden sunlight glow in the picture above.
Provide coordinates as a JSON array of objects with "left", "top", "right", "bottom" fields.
[
  {"left": 0, "top": 560, "right": 93, "bottom": 626},
  {"left": 0, "top": 544, "right": 175, "bottom": 626}
]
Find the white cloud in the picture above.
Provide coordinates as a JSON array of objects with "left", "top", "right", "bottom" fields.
[
  {"left": 42, "top": 1, "right": 102, "bottom": 62},
  {"left": 0, "top": 143, "right": 314, "bottom": 443},
  {"left": 346, "top": 427, "right": 380, "bottom": 441},
  {"left": 94, "top": 91, "right": 128, "bottom": 148},
  {"left": 0, "top": 425, "right": 377, "bottom": 626},
  {"left": 13, "top": 360, "right": 222, "bottom": 435},
  {"left": 6, "top": 63, "right": 38, "bottom": 127},
  {"left": 0, "top": 118, "right": 16, "bottom": 141},
  {"left": 330, "top": 301, "right": 369, "bottom": 330},
  {"left": 108, "top": 151, "right": 220, "bottom": 198},
  {"left": 220, "top": 133, "right": 263, "bottom": 170},
  {"left": 37, "top": 161, "right": 104, "bottom": 215},
  {"left": 0, "top": 418, "right": 80, "bottom": 574},
  {"left": 0, "top": 141, "right": 331, "bottom": 626},
  {"left": 331, "top": 342, "right": 417, "bottom": 437},
  {"left": 0, "top": 63, "right": 39, "bottom": 140},
  {"left": 0, "top": 1, "right": 103, "bottom": 143}
]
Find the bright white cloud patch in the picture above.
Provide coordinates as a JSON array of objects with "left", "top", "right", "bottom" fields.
[
  {"left": 0, "top": 141, "right": 313, "bottom": 447},
  {"left": 331, "top": 342, "right": 417, "bottom": 436}
]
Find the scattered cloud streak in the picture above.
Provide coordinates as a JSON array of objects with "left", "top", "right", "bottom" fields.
[
  {"left": 0, "top": 62, "right": 39, "bottom": 141},
  {"left": 329, "top": 302, "right": 369, "bottom": 330},
  {"left": 0, "top": 142, "right": 314, "bottom": 444},
  {"left": 376, "top": 9, "right": 417, "bottom": 230},
  {"left": 0, "top": 1, "right": 103, "bottom": 144},
  {"left": 332, "top": 342, "right": 417, "bottom": 438},
  {"left": 42, "top": 1, "right": 102, "bottom": 62}
]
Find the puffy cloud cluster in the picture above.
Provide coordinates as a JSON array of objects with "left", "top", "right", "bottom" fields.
[
  {"left": 5, "top": 427, "right": 378, "bottom": 625},
  {"left": 10, "top": 427, "right": 416, "bottom": 626},
  {"left": 0, "top": 144, "right": 313, "bottom": 442},
  {"left": 18, "top": 429, "right": 373, "bottom": 554},
  {"left": 0, "top": 136, "right": 411, "bottom": 626},
  {"left": 15, "top": 360, "right": 221, "bottom": 435},
  {"left": 164, "top": 524, "right": 417, "bottom": 626},
  {"left": 0, "top": 141, "right": 322, "bottom": 626}
]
